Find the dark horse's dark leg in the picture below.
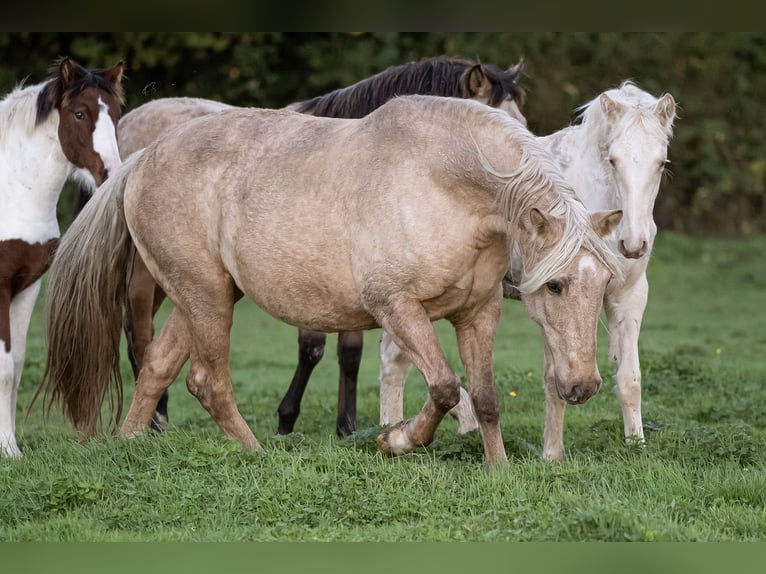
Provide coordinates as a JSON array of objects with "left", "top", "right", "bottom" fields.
[
  {"left": 277, "top": 329, "right": 326, "bottom": 434},
  {"left": 336, "top": 330, "right": 363, "bottom": 436}
]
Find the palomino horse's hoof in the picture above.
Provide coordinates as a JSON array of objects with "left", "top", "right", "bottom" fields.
[{"left": 376, "top": 419, "right": 414, "bottom": 456}]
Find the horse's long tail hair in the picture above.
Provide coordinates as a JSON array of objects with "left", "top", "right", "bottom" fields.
[{"left": 33, "top": 152, "right": 142, "bottom": 439}]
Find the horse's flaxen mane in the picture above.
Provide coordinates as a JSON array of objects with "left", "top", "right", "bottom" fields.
[
  {"left": 292, "top": 56, "right": 525, "bottom": 118},
  {"left": 36, "top": 57, "right": 125, "bottom": 126},
  {"left": 577, "top": 80, "right": 676, "bottom": 147},
  {"left": 434, "top": 96, "right": 623, "bottom": 293}
]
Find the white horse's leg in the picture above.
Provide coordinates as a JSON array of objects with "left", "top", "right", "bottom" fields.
[
  {"left": 379, "top": 329, "right": 478, "bottom": 433},
  {"left": 604, "top": 274, "right": 648, "bottom": 443},
  {"left": 541, "top": 341, "right": 566, "bottom": 461},
  {"left": 0, "top": 279, "right": 41, "bottom": 458}
]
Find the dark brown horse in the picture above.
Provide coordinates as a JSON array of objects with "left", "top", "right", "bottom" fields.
[{"left": 83, "top": 56, "right": 526, "bottom": 436}]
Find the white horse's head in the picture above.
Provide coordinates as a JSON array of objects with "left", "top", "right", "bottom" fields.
[{"left": 585, "top": 82, "right": 676, "bottom": 259}]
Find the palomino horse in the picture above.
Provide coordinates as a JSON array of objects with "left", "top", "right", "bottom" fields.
[
  {"left": 102, "top": 56, "right": 526, "bottom": 435},
  {"left": 379, "top": 82, "right": 676, "bottom": 460},
  {"left": 41, "top": 96, "right": 621, "bottom": 468},
  {"left": 0, "top": 57, "right": 124, "bottom": 457}
]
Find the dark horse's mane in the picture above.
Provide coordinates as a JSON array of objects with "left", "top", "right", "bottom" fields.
[{"left": 293, "top": 56, "right": 525, "bottom": 118}]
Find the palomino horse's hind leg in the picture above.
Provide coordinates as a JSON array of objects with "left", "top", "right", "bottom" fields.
[
  {"left": 125, "top": 252, "right": 170, "bottom": 431},
  {"left": 542, "top": 341, "right": 567, "bottom": 461},
  {"left": 604, "top": 277, "right": 648, "bottom": 443},
  {"left": 277, "top": 329, "right": 326, "bottom": 434},
  {"left": 379, "top": 329, "right": 478, "bottom": 433},
  {"left": 121, "top": 307, "right": 191, "bottom": 437},
  {"left": 336, "top": 330, "right": 362, "bottom": 436},
  {"left": 451, "top": 293, "right": 507, "bottom": 468},
  {"left": 375, "top": 298, "right": 462, "bottom": 456}
]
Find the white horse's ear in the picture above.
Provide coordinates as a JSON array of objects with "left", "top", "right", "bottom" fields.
[
  {"left": 655, "top": 93, "right": 677, "bottom": 131},
  {"left": 590, "top": 209, "right": 623, "bottom": 238},
  {"left": 599, "top": 93, "right": 626, "bottom": 120}
]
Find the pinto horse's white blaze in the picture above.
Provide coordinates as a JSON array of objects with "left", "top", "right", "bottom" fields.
[{"left": 0, "top": 57, "right": 124, "bottom": 457}]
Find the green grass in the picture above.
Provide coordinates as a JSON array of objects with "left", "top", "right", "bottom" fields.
[{"left": 2, "top": 231, "right": 765, "bottom": 541}]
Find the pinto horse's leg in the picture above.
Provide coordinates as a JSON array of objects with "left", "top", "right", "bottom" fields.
[
  {"left": 542, "top": 341, "right": 567, "bottom": 461},
  {"left": 379, "top": 329, "right": 478, "bottom": 433},
  {"left": 451, "top": 293, "right": 506, "bottom": 468},
  {"left": 336, "top": 330, "right": 362, "bottom": 436},
  {"left": 125, "top": 252, "right": 170, "bottom": 431},
  {"left": 0, "top": 280, "right": 41, "bottom": 458},
  {"left": 375, "top": 298, "right": 462, "bottom": 457},
  {"left": 604, "top": 275, "right": 648, "bottom": 443},
  {"left": 276, "top": 329, "right": 326, "bottom": 434}
]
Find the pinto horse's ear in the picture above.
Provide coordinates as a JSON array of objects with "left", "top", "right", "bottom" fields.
[
  {"left": 590, "top": 209, "right": 623, "bottom": 238},
  {"left": 58, "top": 57, "right": 78, "bottom": 88},
  {"left": 655, "top": 93, "right": 677, "bottom": 132},
  {"left": 599, "top": 93, "right": 626, "bottom": 121},
  {"left": 104, "top": 61, "right": 125, "bottom": 86},
  {"left": 466, "top": 64, "right": 491, "bottom": 98}
]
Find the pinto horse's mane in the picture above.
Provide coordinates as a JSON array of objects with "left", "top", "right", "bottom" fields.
[{"left": 292, "top": 55, "right": 525, "bottom": 118}]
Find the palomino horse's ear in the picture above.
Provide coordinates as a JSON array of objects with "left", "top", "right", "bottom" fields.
[
  {"left": 654, "top": 93, "right": 676, "bottom": 131},
  {"left": 466, "top": 64, "right": 491, "bottom": 98},
  {"left": 522, "top": 207, "right": 565, "bottom": 247},
  {"left": 599, "top": 93, "right": 626, "bottom": 121},
  {"left": 590, "top": 209, "right": 623, "bottom": 238}
]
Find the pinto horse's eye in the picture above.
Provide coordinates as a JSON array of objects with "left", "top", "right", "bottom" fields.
[
  {"left": 546, "top": 281, "right": 563, "bottom": 295},
  {"left": 74, "top": 111, "right": 85, "bottom": 120}
]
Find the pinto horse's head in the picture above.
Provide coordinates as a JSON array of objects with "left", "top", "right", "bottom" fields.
[{"left": 37, "top": 56, "right": 125, "bottom": 191}]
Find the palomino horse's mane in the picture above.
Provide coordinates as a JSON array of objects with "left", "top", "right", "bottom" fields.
[
  {"left": 407, "top": 95, "right": 622, "bottom": 294},
  {"left": 292, "top": 56, "right": 525, "bottom": 118},
  {"left": 576, "top": 80, "right": 675, "bottom": 149}
]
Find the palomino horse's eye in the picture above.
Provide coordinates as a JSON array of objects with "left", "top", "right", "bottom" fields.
[
  {"left": 75, "top": 111, "right": 85, "bottom": 120},
  {"left": 546, "top": 281, "right": 563, "bottom": 295}
]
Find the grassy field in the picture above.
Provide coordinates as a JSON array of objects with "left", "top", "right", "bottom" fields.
[{"left": 1, "top": 231, "right": 765, "bottom": 542}]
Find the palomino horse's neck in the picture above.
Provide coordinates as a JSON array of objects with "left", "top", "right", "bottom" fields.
[{"left": 0, "top": 83, "right": 71, "bottom": 243}]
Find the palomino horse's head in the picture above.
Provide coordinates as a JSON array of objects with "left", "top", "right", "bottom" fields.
[
  {"left": 584, "top": 82, "right": 675, "bottom": 259},
  {"left": 516, "top": 207, "right": 623, "bottom": 404},
  {"left": 36, "top": 56, "right": 125, "bottom": 191},
  {"left": 462, "top": 58, "right": 527, "bottom": 126}
]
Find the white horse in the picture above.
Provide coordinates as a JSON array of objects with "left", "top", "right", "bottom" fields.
[
  {"left": 379, "top": 81, "right": 676, "bottom": 460},
  {"left": 0, "top": 57, "right": 124, "bottom": 457}
]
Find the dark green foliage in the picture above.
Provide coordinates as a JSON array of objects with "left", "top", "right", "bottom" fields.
[{"left": 1, "top": 32, "right": 764, "bottom": 236}]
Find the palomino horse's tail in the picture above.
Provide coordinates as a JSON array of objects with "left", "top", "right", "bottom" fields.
[{"left": 35, "top": 152, "right": 142, "bottom": 439}]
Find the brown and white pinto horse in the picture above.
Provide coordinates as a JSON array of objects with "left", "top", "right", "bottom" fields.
[
  {"left": 0, "top": 57, "right": 124, "bottom": 457},
  {"left": 42, "top": 96, "right": 621, "bottom": 468},
  {"left": 97, "top": 56, "right": 526, "bottom": 435}
]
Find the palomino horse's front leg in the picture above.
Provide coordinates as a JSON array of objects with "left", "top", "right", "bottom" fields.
[
  {"left": 542, "top": 341, "right": 567, "bottom": 461},
  {"left": 375, "top": 299, "right": 461, "bottom": 456},
  {"left": 604, "top": 275, "right": 648, "bottom": 443},
  {"left": 379, "top": 329, "right": 478, "bottom": 433},
  {"left": 451, "top": 292, "right": 507, "bottom": 468}
]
